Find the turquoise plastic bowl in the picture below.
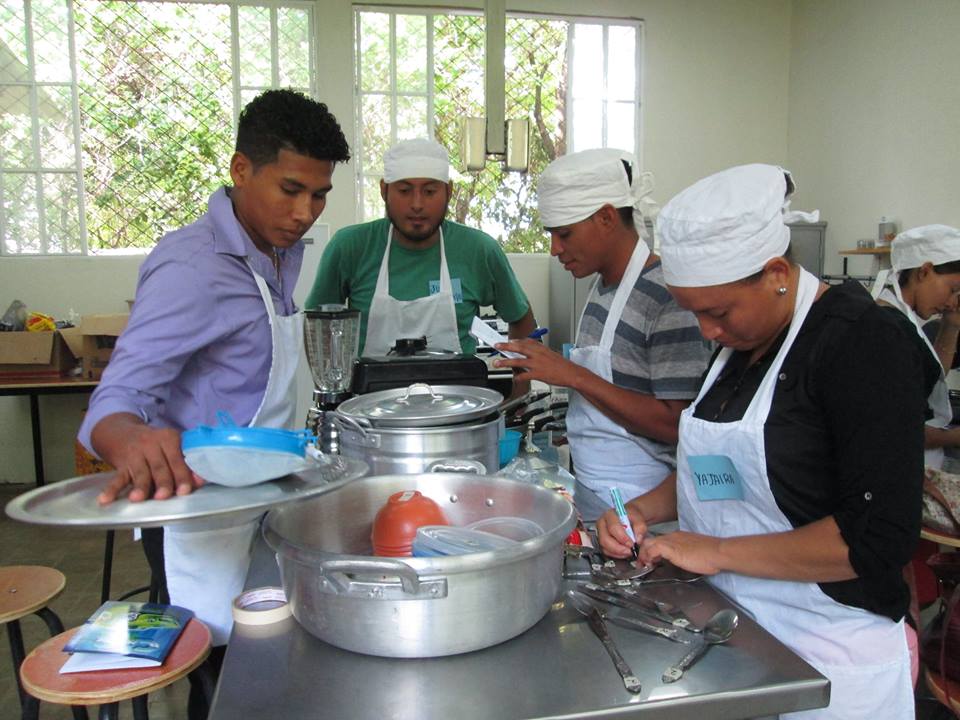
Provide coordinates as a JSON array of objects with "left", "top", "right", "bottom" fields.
[{"left": 498, "top": 430, "right": 522, "bottom": 468}]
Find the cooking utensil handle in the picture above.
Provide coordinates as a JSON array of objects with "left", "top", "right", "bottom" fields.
[
  {"left": 586, "top": 610, "right": 642, "bottom": 694},
  {"left": 498, "top": 391, "right": 532, "bottom": 417},
  {"left": 427, "top": 459, "right": 487, "bottom": 475},
  {"left": 662, "top": 637, "right": 708, "bottom": 683},
  {"left": 318, "top": 558, "right": 423, "bottom": 594},
  {"left": 332, "top": 413, "right": 371, "bottom": 435}
]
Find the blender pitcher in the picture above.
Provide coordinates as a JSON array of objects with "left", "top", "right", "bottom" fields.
[{"left": 304, "top": 305, "right": 361, "bottom": 452}]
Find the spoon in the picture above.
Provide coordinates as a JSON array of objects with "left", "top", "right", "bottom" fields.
[
  {"left": 661, "top": 609, "right": 739, "bottom": 683},
  {"left": 566, "top": 590, "right": 642, "bottom": 694}
]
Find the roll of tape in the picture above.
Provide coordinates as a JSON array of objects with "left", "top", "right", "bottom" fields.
[{"left": 232, "top": 587, "right": 291, "bottom": 625}]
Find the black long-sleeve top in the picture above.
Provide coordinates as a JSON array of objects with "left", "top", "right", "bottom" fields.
[{"left": 692, "top": 281, "right": 926, "bottom": 621}]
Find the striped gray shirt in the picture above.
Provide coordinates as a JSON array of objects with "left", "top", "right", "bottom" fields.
[{"left": 576, "top": 258, "right": 711, "bottom": 466}]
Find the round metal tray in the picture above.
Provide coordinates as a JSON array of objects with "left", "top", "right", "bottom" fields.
[{"left": 5, "top": 457, "right": 369, "bottom": 530}]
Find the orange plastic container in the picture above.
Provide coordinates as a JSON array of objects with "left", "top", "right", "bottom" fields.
[{"left": 371, "top": 490, "right": 449, "bottom": 557}]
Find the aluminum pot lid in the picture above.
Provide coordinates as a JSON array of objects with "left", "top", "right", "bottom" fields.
[
  {"left": 4, "top": 457, "right": 369, "bottom": 530},
  {"left": 336, "top": 383, "right": 503, "bottom": 427}
]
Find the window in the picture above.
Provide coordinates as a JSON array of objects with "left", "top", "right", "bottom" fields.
[
  {"left": 0, "top": 0, "right": 314, "bottom": 256},
  {"left": 354, "top": 7, "right": 642, "bottom": 252}
]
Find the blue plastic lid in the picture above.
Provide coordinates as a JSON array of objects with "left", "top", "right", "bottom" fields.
[{"left": 181, "top": 412, "right": 314, "bottom": 457}]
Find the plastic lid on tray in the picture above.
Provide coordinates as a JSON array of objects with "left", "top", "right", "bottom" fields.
[
  {"left": 181, "top": 412, "right": 316, "bottom": 487},
  {"left": 411, "top": 526, "right": 517, "bottom": 557},
  {"left": 465, "top": 516, "right": 543, "bottom": 541}
]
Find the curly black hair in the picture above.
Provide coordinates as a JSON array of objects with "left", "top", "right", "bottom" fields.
[{"left": 236, "top": 89, "right": 350, "bottom": 168}]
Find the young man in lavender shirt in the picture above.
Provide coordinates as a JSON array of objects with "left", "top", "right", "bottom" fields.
[{"left": 78, "top": 89, "right": 349, "bottom": 717}]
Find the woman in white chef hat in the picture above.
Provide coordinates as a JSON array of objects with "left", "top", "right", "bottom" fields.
[
  {"left": 871, "top": 224, "right": 960, "bottom": 469},
  {"left": 597, "top": 164, "right": 924, "bottom": 718}
]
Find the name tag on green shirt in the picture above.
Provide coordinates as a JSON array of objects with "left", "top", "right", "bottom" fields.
[{"left": 428, "top": 278, "right": 464, "bottom": 303}]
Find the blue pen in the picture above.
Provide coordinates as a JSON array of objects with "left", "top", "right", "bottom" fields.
[{"left": 610, "top": 487, "right": 640, "bottom": 560}]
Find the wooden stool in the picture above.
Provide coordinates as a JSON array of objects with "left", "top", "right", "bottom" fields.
[
  {"left": 925, "top": 665, "right": 960, "bottom": 716},
  {"left": 0, "top": 566, "right": 78, "bottom": 719},
  {"left": 20, "top": 618, "right": 212, "bottom": 720}
]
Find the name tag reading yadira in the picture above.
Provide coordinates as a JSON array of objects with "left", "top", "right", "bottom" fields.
[{"left": 689, "top": 455, "right": 744, "bottom": 501}]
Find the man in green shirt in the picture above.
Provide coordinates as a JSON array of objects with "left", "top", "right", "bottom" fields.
[{"left": 306, "top": 138, "right": 536, "bottom": 360}]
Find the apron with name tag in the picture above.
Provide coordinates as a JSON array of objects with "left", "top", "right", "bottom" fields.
[
  {"left": 566, "top": 239, "right": 671, "bottom": 515},
  {"left": 676, "top": 269, "right": 913, "bottom": 719},
  {"left": 163, "top": 260, "right": 303, "bottom": 645},
  {"left": 362, "top": 225, "right": 462, "bottom": 356}
]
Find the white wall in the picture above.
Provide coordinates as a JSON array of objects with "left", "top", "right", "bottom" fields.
[
  {"left": 0, "top": 0, "right": 792, "bottom": 484},
  {"left": 787, "top": 0, "right": 960, "bottom": 278}
]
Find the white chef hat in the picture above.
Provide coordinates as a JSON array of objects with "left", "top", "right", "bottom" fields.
[
  {"left": 537, "top": 148, "right": 654, "bottom": 233},
  {"left": 871, "top": 224, "right": 960, "bottom": 298},
  {"left": 382, "top": 138, "right": 451, "bottom": 184},
  {"left": 891, "top": 225, "right": 960, "bottom": 271},
  {"left": 658, "top": 163, "right": 819, "bottom": 287}
]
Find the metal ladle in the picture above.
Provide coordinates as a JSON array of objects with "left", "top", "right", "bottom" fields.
[{"left": 661, "top": 608, "right": 739, "bottom": 683}]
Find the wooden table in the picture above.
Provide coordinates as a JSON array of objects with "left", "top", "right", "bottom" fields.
[{"left": 0, "top": 377, "right": 98, "bottom": 486}]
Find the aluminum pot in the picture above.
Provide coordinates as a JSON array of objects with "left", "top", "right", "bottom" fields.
[
  {"left": 335, "top": 412, "right": 501, "bottom": 474},
  {"left": 262, "top": 472, "right": 577, "bottom": 657}
]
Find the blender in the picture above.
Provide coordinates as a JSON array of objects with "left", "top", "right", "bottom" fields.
[{"left": 304, "top": 305, "right": 361, "bottom": 453}]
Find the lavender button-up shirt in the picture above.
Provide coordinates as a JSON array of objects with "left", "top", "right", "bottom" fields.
[{"left": 78, "top": 188, "right": 305, "bottom": 453}]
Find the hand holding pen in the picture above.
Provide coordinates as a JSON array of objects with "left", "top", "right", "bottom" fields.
[{"left": 610, "top": 487, "right": 640, "bottom": 561}]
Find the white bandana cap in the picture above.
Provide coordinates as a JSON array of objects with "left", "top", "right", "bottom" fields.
[
  {"left": 891, "top": 224, "right": 960, "bottom": 271},
  {"left": 383, "top": 138, "right": 451, "bottom": 183},
  {"left": 870, "top": 224, "right": 960, "bottom": 298},
  {"left": 658, "top": 163, "right": 819, "bottom": 287},
  {"left": 537, "top": 148, "right": 655, "bottom": 235}
]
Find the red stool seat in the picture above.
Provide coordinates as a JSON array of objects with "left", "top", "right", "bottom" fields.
[{"left": 20, "top": 619, "right": 211, "bottom": 707}]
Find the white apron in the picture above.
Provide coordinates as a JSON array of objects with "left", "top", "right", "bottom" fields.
[
  {"left": 872, "top": 280, "right": 952, "bottom": 469},
  {"left": 676, "top": 269, "right": 913, "bottom": 719},
  {"left": 363, "top": 225, "right": 462, "bottom": 355},
  {"left": 163, "top": 261, "right": 303, "bottom": 645},
  {"left": 566, "top": 239, "right": 670, "bottom": 508}
]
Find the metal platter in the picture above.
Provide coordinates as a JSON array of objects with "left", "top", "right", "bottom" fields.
[
  {"left": 5, "top": 457, "right": 369, "bottom": 530},
  {"left": 336, "top": 383, "right": 503, "bottom": 428}
]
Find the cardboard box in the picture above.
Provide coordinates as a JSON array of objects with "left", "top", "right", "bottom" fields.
[
  {"left": 59, "top": 326, "right": 84, "bottom": 361},
  {"left": 81, "top": 314, "right": 129, "bottom": 380},
  {"left": 0, "top": 330, "right": 77, "bottom": 380}
]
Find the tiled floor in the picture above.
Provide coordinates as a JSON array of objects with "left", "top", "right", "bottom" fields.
[
  {"left": 0, "top": 479, "right": 957, "bottom": 719},
  {"left": 1, "top": 483, "right": 189, "bottom": 719}
]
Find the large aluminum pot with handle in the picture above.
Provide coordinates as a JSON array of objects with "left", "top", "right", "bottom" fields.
[
  {"left": 262, "top": 472, "right": 577, "bottom": 657},
  {"left": 334, "top": 383, "right": 503, "bottom": 474}
]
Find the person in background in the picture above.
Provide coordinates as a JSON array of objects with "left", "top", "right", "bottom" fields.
[
  {"left": 494, "top": 149, "right": 710, "bottom": 520},
  {"left": 305, "top": 138, "right": 536, "bottom": 395},
  {"left": 78, "top": 89, "right": 350, "bottom": 719},
  {"left": 871, "top": 224, "right": 960, "bottom": 469},
  {"left": 597, "top": 164, "right": 924, "bottom": 719}
]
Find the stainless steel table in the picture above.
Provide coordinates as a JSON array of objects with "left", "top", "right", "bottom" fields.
[{"left": 211, "top": 541, "right": 829, "bottom": 719}]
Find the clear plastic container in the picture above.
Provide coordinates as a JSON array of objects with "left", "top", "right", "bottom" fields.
[
  {"left": 466, "top": 516, "right": 543, "bottom": 541},
  {"left": 411, "top": 526, "right": 516, "bottom": 557}
]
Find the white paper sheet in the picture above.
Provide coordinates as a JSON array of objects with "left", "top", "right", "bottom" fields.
[{"left": 469, "top": 317, "right": 526, "bottom": 359}]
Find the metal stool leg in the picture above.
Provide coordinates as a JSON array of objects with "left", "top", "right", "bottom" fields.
[
  {"left": 20, "top": 694, "right": 39, "bottom": 720},
  {"left": 98, "top": 703, "right": 119, "bottom": 720},
  {"left": 132, "top": 693, "right": 149, "bottom": 720},
  {"left": 34, "top": 606, "right": 65, "bottom": 636},
  {"left": 101, "top": 530, "right": 115, "bottom": 603},
  {"left": 7, "top": 619, "right": 28, "bottom": 708}
]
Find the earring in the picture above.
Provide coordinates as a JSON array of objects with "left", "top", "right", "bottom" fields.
[{"left": 777, "top": 287, "right": 788, "bottom": 295}]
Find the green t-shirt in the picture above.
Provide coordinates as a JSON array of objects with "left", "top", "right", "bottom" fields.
[{"left": 306, "top": 218, "right": 530, "bottom": 354}]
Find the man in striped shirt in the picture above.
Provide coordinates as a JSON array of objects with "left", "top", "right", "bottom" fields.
[{"left": 495, "top": 150, "right": 710, "bottom": 520}]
